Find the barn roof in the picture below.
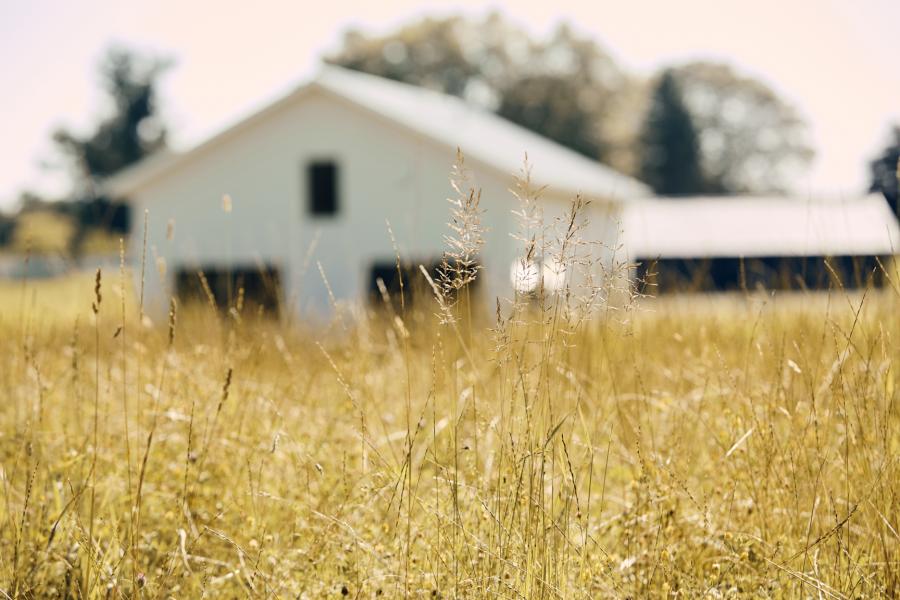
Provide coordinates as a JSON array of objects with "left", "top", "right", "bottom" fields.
[
  {"left": 622, "top": 194, "right": 900, "bottom": 259},
  {"left": 105, "top": 65, "right": 650, "bottom": 199}
]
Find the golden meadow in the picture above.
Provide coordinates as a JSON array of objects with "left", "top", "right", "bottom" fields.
[{"left": 0, "top": 163, "right": 898, "bottom": 598}]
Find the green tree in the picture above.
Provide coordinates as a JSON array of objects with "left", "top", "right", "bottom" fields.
[
  {"left": 54, "top": 47, "right": 170, "bottom": 190},
  {"left": 497, "top": 75, "right": 605, "bottom": 159},
  {"left": 669, "top": 62, "right": 813, "bottom": 193},
  {"left": 48, "top": 47, "right": 169, "bottom": 246},
  {"left": 638, "top": 70, "right": 705, "bottom": 195},
  {"left": 327, "top": 15, "right": 486, "bottom": 98},
  {"left": 495, "top": 25, "right": 631, "bottom": 162},
  {"left": 869, "top": 125, "right": 900, "bottom": 216}
]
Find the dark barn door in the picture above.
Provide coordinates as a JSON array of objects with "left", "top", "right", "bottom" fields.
[
  {"left": 175, "top": 265, "right": 282, "bottom": 315},
  {"left": 367, "top": 258, "right": 481, "bottom": 308}
]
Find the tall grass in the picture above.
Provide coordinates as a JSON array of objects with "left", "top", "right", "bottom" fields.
[{"left": 0, "top": 159, "right": 897, "bottom": 598}]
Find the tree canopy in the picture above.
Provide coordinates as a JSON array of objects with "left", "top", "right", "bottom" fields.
[
  {"left": 669, "top": 62, "right": 814, "bottom": 193},
  {"left": 53, "top": 47, "right": 170, "bottom": 190}
]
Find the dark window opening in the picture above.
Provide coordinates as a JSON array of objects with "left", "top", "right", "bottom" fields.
[
  {"left": 635, "top": 255, "right": 886, "bottom": 295},
  {"left": 369, "top": 262, "right": 412, "bottom": 300},
  {"left": 307, "top": 161, "right": 339, "bottom": 216},
  {"left": 368, "top": 258, "right": 481, "bottom": 308},
  {"left": 175, "top": 265, "right": 282, "bottom": 315}
]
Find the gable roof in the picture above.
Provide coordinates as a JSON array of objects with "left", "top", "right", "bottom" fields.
[
  {"left": 623, "top": 194, "right": 900, "bottom": 259},
  {"left": 105, "top": 65, "right": 650, "bottom": 199}
]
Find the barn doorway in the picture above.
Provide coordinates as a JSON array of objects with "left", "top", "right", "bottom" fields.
[
  {"left": 175, "top": 265, "right": 282, "bottom": 315},
  {"left": 367, "top": 258, "right": 481, "bottom": 309}
]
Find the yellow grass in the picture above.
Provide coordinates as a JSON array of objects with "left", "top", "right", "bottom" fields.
[
  {"left": 1, "top": 273, "right": 899, "bottom": 598},
  {"left": 0, "top": 163, "right": 898, "bottom": 597},
  {"left": 0, "top": 271, "right": 119, "bottom": 329},
  {"left": 10, "top": 210, "right": 76, "bottom": 255}
]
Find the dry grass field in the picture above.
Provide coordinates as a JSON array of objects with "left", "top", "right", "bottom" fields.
[{"left": 0, "top": 178, "right": 898, "bottom": 598}]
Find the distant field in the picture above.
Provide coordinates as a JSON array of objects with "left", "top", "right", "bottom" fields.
[
  {"left": 0, "top": 269, "right": 132, "bottom": 329},
  {"left": 0, "top": 257, "right": 897, "bottom": 598}
]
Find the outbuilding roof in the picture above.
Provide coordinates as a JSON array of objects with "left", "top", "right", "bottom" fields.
[
  {"left": 623, "top": 194, "right": 900, "bottom": 259},
  {"left": 106, "top": 65, "right": 650, "bottom": 199}
]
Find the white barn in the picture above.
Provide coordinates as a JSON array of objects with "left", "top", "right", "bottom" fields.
[{"left": 106, "top": 65, "right": 649, "bottom": 316}]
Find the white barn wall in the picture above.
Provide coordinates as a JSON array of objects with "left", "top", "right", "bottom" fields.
[{"left": 126, "top": 88, "right": 519, "bottom": 316}]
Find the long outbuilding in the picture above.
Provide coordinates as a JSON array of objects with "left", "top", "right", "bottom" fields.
[{"left": 621, "top": 194, "right": 900, "bottom": 292}]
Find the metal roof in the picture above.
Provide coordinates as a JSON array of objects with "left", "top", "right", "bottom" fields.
[
  {"left": 313, "top": 66, "right": 649, "bottom": 198},
  {"left": 106, "top": 65, "right": 650, "bottom": 199},
  {"left": 622, "top": 194, "right": 900, "bottom": 258}
]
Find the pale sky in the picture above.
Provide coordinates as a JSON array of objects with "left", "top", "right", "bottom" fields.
[{"left": 2, "top": 0, "right": 899, "bottom": 208}]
